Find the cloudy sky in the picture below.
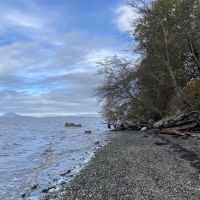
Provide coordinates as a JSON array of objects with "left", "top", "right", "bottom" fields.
[{"left": 0, "top": 0, "right": 135, "bottom": 116}]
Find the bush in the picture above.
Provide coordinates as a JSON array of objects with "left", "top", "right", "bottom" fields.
[{"left": 173, "top": 77, "right": 200, "bottom": 113}]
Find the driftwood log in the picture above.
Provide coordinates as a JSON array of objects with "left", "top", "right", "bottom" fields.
[{"left": 153, "top": 111, "right": 200, "bottom": 137}]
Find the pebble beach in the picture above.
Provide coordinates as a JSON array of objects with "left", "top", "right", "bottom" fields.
[{"left": 45, "top": 130, "right": 200, "bottom": 200}]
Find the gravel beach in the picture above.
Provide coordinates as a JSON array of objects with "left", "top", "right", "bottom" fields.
[{"left": 45, "top": 131, "right": 200, "bottom": 200}]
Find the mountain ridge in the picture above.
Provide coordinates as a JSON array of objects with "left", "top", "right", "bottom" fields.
[{"left": 2, "top": 112, "right": 22, "bottom": 117}]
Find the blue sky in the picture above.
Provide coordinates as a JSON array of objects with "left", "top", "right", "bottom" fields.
[{"left": 0, "top": 0, "right": 136, "bottom": 116}]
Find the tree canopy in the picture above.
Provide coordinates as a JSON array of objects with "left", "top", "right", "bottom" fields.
[{"left": 96, "top": 0, "right": 200, "bottom": 126}]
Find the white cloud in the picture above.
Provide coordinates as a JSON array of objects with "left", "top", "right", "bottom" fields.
[
  {"left": 4, "top": 12, "right": 43, "bottom": 29},
  {"left": 0, "top": 0, "right": 66, "bottom": 38},
  {"left": 0, "top": 31, "right": 121, "bottom": 115},
  {"left": 115, "top": 5, "right": 139, "bottom": 32},
  {"left": 0, "top": 0, "right": 128, "bottom": 115}
]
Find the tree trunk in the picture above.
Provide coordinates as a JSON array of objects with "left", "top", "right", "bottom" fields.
[{"left": 162, "top": 24, "right": 183, "bottom": 97}]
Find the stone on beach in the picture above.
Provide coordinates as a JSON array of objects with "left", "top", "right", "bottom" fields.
[
  {"left": 60, "top": 169, "right": 71, "bottom": 176},
  {"left": 60, "top": 131, "right": 200, "bottom": 200},
  {"left": 84, "top": 130, "right": 92, "bottom": 134},
  {"left": 31, "top": 183, "right": 38, "bottom": 190},
  {"left": 141, "top": 127, "right": 147, "bottom": 131},
  {"left": 42, "top": 186, "right": 56, "bottom": 193},
  {"left": 48, "top": 187, "right": 59, "bottom": 193},
  {"left": 95, "top": 141, "right": 100, "bottom": 145},
  {"left": 21, "top": 193, "right": 26, "bottom": 198}
]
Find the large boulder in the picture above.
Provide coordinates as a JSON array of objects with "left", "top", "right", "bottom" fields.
[
  {"left": 65, "top": 122, "right": 74, "bottom": 127},
  {"left": 65, "top": 122, "right": 82, "bottom": 127}
]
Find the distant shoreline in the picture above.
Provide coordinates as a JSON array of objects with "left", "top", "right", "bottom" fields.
[{"left": 44, "top": 130, "right": 200, "bottom": 200}]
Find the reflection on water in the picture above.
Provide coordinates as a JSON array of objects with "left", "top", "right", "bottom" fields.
[{"left": 0, "top": 116, "right": 109, "bottom": 200}]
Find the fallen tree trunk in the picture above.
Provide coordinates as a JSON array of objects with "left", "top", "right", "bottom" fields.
[
  {"left": 161, "top": 122, "right": 198, "bottom": 135},
  {"left": 153, "top": 111, "right": 200, "bottom": 138},
  {"left": 154, "top": 111, "right": 199, "bottom": 128}
]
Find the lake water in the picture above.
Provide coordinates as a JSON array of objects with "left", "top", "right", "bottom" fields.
[{"left": 0, "top": 116, "right": 110, "bottom": 200}]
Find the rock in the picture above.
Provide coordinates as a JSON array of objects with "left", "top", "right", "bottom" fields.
[
  {"left": 65, "top": 122, "right": 82, "bottom": 127},
  {"left": 95, "top": 141, "right": 100, "bottom": 145},
  {"left": 60, "top": 181, "right": 66, "bottom": 186},
  {"left": 60, "top": 169, "right": 71, "bottom": 176},
  {"left": 48, "top": 187, "right": 59, "bottom": 193},
  {"left": 73, "top": 123, "right": 82, "bottom": 127},
  {"left": 57, "top": 179, "right": 64, "bottom": 185},
  {"left": 44, "top": 146, "right": 54, "bottom": 153},
  {"left": 141, "top": 127, "right": 147, "bottom": 131},
  {"left": 84, "top": 130, "right": 92, "bottom": 134},
  {"left": 21, "top": 193, "right": 26, "bottom": 198},
  {"left": 42, "top": 186, "right": 56, "bottom": 193},
  {"left": 153, "top": 119, "right": 166, "bottom": 129},
  {"left": 31, "top": 184, "right": 38, "bottom": 190},
  {"left": 65, "top": 122, "right": 74, "bottom": 127}
]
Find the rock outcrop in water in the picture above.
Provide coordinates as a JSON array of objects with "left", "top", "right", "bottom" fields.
[{"left": 65, "top": 122, "right": 82, "bottom": 127}]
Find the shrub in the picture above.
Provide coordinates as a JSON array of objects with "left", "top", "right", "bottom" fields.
[{"left": 173, "top": 77, "right": 200, "bottom": 113}]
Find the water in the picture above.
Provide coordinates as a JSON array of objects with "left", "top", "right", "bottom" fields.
[{"left": 0, "top": 116, "right": 110, "bottom": 200}]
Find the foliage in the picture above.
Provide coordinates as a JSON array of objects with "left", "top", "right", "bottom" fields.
[
  {"left": 95, "top": 56, "right": 139, "bottom": 125},
  {"left": 96, "top": 0, "right": 200, "bottom": 126},
  {"left": 173, "top": 77, "right": 200, "bottom": 113}
]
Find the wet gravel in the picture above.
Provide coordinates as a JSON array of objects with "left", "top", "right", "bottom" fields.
[{"left": 45, "top": 131, "right": 200, "bottom": 200}]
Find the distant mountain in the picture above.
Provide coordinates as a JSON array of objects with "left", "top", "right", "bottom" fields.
[{"left": 2, "top": 112, "right": 22, "bottom": 118}]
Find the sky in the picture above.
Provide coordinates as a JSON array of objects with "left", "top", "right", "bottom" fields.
[{"left": 0, "top": 0, "right": 136, "bottom": 116}]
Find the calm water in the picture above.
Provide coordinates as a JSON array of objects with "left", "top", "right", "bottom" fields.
[{"left": 0, "top": 116, "right": 109, "bottom": 200}]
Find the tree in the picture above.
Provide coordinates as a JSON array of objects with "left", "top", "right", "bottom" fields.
[
  {"left": 96, "top": 0, "right": 200, "bottom": 126},
  {"left": 130, "top": 0, "right": 200, "bottom": 114},
  {"left": 95, "top": 56, "right": 139, "bottom": 125}
]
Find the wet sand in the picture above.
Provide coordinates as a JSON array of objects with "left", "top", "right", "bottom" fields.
[{"left": 44, "top": 131, "right": 200, "bottom": 200}]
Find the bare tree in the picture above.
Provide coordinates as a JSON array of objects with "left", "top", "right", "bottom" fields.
[{"left": 95, "top": 56, "right": 139, "bottom": 125}]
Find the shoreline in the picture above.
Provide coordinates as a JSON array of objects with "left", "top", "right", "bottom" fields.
[
  {"left": 18, "top": 128, "right": 112, "bottom": 200},
  {"left": 20, "top": 151, "right": 96, "bottom": 200},
  {"left": 44, "top": 130, "right": 200, "bottom": 200},
  {"left": 37, "top": 133, "right": 113, "bottom": 200}
]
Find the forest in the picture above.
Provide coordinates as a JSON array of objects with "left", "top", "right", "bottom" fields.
[{"left": 96, "top": 0, "right": 200, "bottom": 130}]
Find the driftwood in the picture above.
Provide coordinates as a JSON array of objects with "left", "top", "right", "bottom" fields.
[
  {"left": 154, "top": 112, "right": 200, "bottom": 137},
  {"left": 112, "top": 112, "right": 200, "bottom": 136},
  {"left": 161, "top": 122, "right": 198, "bottom": 135},
  {"left": 154, "top": 111, "right": 200, "bottom": 128}
]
